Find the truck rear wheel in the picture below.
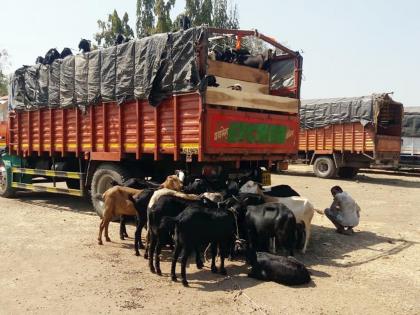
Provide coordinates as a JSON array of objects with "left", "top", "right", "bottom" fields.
[
  {"left": 91, "top": 164, "right": 130, "bottom": 218},
  {"left": 337, "top": 167, "right": 359, "bottom": 179},
  {"left": 0, "top": 162, "right": 16, "bottom": 198},
  {"left": 313, "top": 156, "right": 337, "bottom": 179}
]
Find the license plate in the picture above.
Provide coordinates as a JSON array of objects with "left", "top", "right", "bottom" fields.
[{"left": 261, "top": 171, "right": 271, "bottom": 186}]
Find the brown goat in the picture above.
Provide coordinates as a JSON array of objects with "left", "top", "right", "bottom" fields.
[{"left": 97, "top": 175, "right": 183, "bottom": 245}]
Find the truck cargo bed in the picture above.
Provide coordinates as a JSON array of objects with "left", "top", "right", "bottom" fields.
[{"left": 8, "top": 92, "right": 298, "bottom": 163}]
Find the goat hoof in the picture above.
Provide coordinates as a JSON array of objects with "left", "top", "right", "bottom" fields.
[
  {"left": 171, "top": 275, "right": 177, "bottom": 282},
  {"left": 220, "top": 269, "right": 227, "bottom": 276},
  {"left": 123, "top": 232, "right": 129, "bottom": 238},
  {"left": 98, "top": 241, "right": 103, "bottom": 245},
  {"left": 150, "top": 268, "right": 156, "bottom": 274},
  {"left": 156, "top": 270, "right": 162, "bottom": 276},
  {"left": 120, "top": 236, "right": 125, "bottom": 240},
  {"left": 105, "top": 237, "right": 111, "bottom": 242},
  {"left": 144, "top": 254, "right": 149, "bottom": 260},
  {"left": 135, "top": 252, "right": 140, "bottom": 257},
  {"left": 196, "top": 263, "right": 204, "bottom": 270},
  {"left": 182, "top": 280, "right": 189, "bottom": 287},
  {"left": 139, "top": 244, "right": 145, "bottom": 249},
  {"left": 211, "top": 267, "right": 218, "bottom": 274}
]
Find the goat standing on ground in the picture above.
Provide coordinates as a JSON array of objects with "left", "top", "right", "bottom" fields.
[
  {"left": 96, "top": 175, "right": 183, "bottom": 246},
  {"left": 165, "top": 204, "right": 236, "bottom": 287}
]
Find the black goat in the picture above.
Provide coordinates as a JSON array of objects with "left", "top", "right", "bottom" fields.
[
  {"left": 246, "top": 202, "right": 297, "bottom": 257},
  {"left": 164, "top": 204, "right": 236, "bottom": 286},
  {"left": 147, "top": 195, "right": 216, "bottom": 276},
  {"left": 264, "top": 184, "right": 300, "bottom": 197},
  {"left": 248, "top": 252, "right": 311, "bottom": 286},
  {"left": 35, "top": 56, "right": 45, "bottom": 64},
  {"left": 222, "top": 193, "right": 265, "bottom": 258},
  {"left": 78, "top": 39, "right": 91, "bottom": 53},
  {"left": 44, "top": 48, "right": 60, "bottom": 65},
  {"left": 129, "top": 189, "right": 156, "bottom": 257},
  {"left": 115, "top": 34, "right": 127, "bottom": 45},
  {"left": 175, "top": 14, "right": 191, "bottom": 31},
  {"left": 60, "top": 48, "right": 73, "bottom": 59}
]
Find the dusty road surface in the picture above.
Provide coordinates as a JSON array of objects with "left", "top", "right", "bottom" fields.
[{"left": 1, "top": 165, "right": 419, "bottom": 314}]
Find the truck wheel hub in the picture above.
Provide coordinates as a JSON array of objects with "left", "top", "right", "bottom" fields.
[{"left": 318, "top": 162, "right": 329, "bottom": 173}]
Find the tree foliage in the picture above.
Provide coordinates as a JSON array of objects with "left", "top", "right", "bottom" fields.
[
  {"left": 100, "top": 0, "right": 240, "bottom": 46},
  {"left": 95, "top": 10, "right": 135, "bottom": 47},
  {"left": 154, "top": 0, "right": 176, "bottom": 33},
  {"left": 185, "top": 0, "right": 213, "bottom": 26},
  {"left": 212, "top": 0, "right": 239, "bottom": 29},
  {"left": 183, "top": 0, "right": 239, "bottom": 29},
  {"left": 136, "top": 0, "right": 156, "bottom": 37},
  {"left": 0, "top": 49, "right": 10, "bottom": 96}
]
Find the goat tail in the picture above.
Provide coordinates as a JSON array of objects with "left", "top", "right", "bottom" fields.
[
  {"left": 92, "top": 193, "right": 104, "bottom": 202},
  {"left": 314, "top": 208, "right": 324, "bottom": 215}
]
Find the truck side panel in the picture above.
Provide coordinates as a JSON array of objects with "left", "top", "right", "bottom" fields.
[
  {"left": 8, "top": 93, "right": 296, "bottom": 162},
  {"left": 299, "top": 123, "right": 375, "bottom": 154},
  {"left": 9, "top": 94, "right": 201, "bottom": 160}
]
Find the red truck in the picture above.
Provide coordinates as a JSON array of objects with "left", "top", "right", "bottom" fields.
[
  {"left": 298, "top": 94, "right": 403, "bottom": 178},
  {"left": 0, "top": 27, "right": 302, "bottom": 215}
]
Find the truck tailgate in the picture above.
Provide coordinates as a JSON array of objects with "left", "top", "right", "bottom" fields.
[
  {"left": 204, "top": 107, "right": 298, "bottom": 157},
  {"left": 376, "top": 135, "right": 401, "bottom": 152}
]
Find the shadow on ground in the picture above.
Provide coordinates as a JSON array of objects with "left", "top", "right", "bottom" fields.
[
  {"left": 279, "top": 169, "right": 420, "bottom": 189},
  {"left": 13, "top": 192, "right": 95, "bottom": 215},
  {"left": 297, "top": 225, "right": 416, "bottom": 268}
]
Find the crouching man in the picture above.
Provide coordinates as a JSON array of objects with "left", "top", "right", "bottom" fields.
[{"left": 325, "top": 186, "right": 361, "bottom": 235}]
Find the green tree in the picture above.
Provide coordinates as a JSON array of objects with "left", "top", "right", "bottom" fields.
[
  {"left": 136, "top": 0, "right": 156, "bottom": 37},
  {"left": 185, "top": 0, "right": 213, "bottom": 26},
  {"left": 95, "top": 10, "right": 135, "bottom": 47},
  {"left": 0, "top": 49, "right": 9, "bottom": 96},
  {"left": 0, "top": 72, "right": 7, "bottom": 96},
  {"left": 154, "top": 0, "right": 175, "bottom": 33},
  {"left": 212, "top": 0, "right": 239, "bottom": 29}
]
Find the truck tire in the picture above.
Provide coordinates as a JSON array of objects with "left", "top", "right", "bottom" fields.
[
  {"left": 0, "top": 162, "right": 16, "bottom": 198},
  {"left": 91, "top": 164, "right": 130, "bottom": 218},
  {"left": 313, "top": 156, "right": 337, "bottom": 179},
  {"left": 337, "top": 167, "right": 359, "bottom": 179}
]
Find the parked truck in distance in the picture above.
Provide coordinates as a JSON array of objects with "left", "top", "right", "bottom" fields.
[
  {"left": 400, "top": 106, "right": 420, "bottom": 168},
  {"left": 0, "top": 27, "right": 302, "bottom": 216},
  {"left": 298, "top": 94, "right": 403, "bottom": 179}
]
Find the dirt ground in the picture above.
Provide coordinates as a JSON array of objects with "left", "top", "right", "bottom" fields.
[{"left": 1, "top": 165, "right": 419, "bottom": 314}]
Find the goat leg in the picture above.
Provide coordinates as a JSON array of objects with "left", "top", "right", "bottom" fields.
[
  {"left": 98, "top": 220, "right": 105, "bottom": 245},
  {"left": 120, "top": 216, "right": 126, "bottom": 240},
  {"left": 195, "top": 246, "right": 204, "bottom": 269},
  {"left": 155, "top": 235, "right": 162, "bottom": 276},
  {"left": 144, "top": 230, "right": 150, "bottom": 260},
  {"left": 148, "top": 234, "right": 157, "bottom": 273},
  {"left": 210, "top": 242, "right": 218, "bottom": 273},
  {"left": 138, "top": 220, "right": 146, "bottom": 249},
  {"left": 134, "top": 224, "right": 141, "bottom": 256},
  {"left": 181, "top": 247, "right": 191, "bottom": 287},
  {"left": 219, "top": 243, "right": 227, "bottom": 276},
  {"left": 104, "top": 219, "right": 111, "bottom": 242},
  {"left": 171, "top": 243, "right": 182, "bottom": 282}
]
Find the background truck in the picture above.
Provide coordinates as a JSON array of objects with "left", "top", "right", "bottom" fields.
[
  {"left": 0, "top": 27, "right": 302, "bottom": 215},
  {"left": 400, "top": 106, "right": 420, "bottom": 168},
  {"left": 298, "top": 94, "right": 403, "bottom": 179}
]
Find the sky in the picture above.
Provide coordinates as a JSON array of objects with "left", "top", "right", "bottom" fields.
[{"left": 1, "top": 0, "right": 419, "bottom": 106}]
